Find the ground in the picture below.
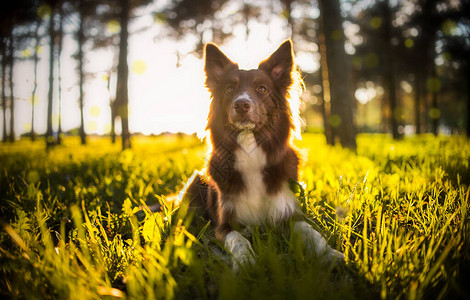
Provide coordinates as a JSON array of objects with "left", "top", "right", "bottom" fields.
[{"left": 0, "top": 133, "right": 469, "bottom": 299}]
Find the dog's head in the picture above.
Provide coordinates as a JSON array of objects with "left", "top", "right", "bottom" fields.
[{"left": 204, "top": 40, "right": 300, "bottom": 136}]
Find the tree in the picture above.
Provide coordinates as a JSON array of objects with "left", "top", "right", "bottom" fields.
[
  {"left": 85, "top": 2, "right": 119, "bottom": 144},
  {"left": 352, "top": 1, "right": 404, "bottom": 139},
  {"left": 440, "top": 1, "right": 470, "bottom": 137},
  {"left": 57, "top": 1, "right": 64, "bottom": 145},
  {"left": 76, "top": 0, "right": 87, "bottom": 145},
  {"left": 30, "top": 19, "right": 41, "bottom": 142},
  {"left": 106, "top": 72, "right": 117, "bottom": 143},
  {"left": 0, "top": 0, "right": 38, "bottom": 143},
  {"left": 318, "top": 7, "right": 334, "bottom": 145},
  {"left": 8, "top": 31, "right": 15, "bottom": 142},
  {"left": 1, "top": 39, "right": 7, "bottom": 142},
  {"left": 406, "top": 0, "right": 446, "bottom": 135},
  {"left": 382, "top": 1, "right": 402, "bottom": 139},
  {"left": 162, "top": 0, "right": 230, "bottom": 58},
  {"left": 46, "top": 1, "right": 57, "bottom": 148},
  {"left": 319, "top": 0, "right": 357, "bottom": 149},
  {"left": 116, "top": 0, "right": 131, "bottom": 150}
]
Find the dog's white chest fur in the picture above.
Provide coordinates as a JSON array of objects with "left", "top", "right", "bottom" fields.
[{"left": 230, "top": 130, "right": 299, "bottom": 225}]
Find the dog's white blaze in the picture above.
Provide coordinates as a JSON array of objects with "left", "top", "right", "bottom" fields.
[
  {"left": 232, "top": 130, "right": 300, "bottom": 225},
  {"left": 235, "top": 92, "right": 252, "bottom": 101},
  {"left": 233, "top": 130, "right": 266, "bottom": 225}
]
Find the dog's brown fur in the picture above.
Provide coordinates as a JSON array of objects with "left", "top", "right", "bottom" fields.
[{"left": 184, "top": 40, "right": 304, "bottom": 241}]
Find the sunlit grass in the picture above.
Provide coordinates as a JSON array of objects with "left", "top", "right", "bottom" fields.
[{"left": 0, "top": 134, "right": 469, "bottom": 299}]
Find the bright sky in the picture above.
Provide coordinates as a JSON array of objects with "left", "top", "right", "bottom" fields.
[{"left": 1, "top": 1, "right": 322, "bottom": 139}]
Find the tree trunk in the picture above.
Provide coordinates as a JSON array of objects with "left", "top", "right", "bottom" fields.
[
  {"left": 31, "top": 21, "right": 40, "bottom": 142},
  {"left": 430, "top": 65, "right": 439, "bottom": 136},
  {"left": 8, "top": 31, "right": 15, "bottom": 143},
  {"left": 57, "top": 3, "right": 64, "bottom": 145},
  {"left": 107, "top": 72, "right": 116, "bottom": 143},
  {"left": 117, "top": 0, "right": 131, "bottom": 150},
  {"left": 1, "top": 45, "right": 7, "bottom": 142},
  {"left": 46, "top": 6, "right": 55, "bottom": 148},
  {"left": 414, "top": 73, "right": 422, "bottom": 134},
  {"left": 111, "top": 99, "right": 116, "bottom": 143},
  {"left": 423, "top": 84, "right": 429, "bottom": 132},
  {"left": 78, "top": 0, "right": 86, "bottom": 145},
  {"left": 383, "top": 1, "right": 402, "bottom": 140},
  {"left": 430, "top": 90, "right": 438, "bottom": 136},
  {"left": 318, "top": 14, "right": 333, "bottom": 145},
  {"left": 467, "top": 66, "right": 470, "bottom": 138},
  {"left": 319, "top": 0, "right": 357, "bottom": 150}
]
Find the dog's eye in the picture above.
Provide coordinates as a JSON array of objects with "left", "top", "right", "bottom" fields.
[
  {"left": 257, "top": 85, "right": 267, "bottom": 93},
  {"left": 225, "top": 86, "right": 234, "bottom": 94}
]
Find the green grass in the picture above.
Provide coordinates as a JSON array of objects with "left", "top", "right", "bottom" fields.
[{"left": 0, "top": 134, "right": 469, "bottom": 299}]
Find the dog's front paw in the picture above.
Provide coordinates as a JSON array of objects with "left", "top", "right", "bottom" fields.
[
  {"left": 324, "top": 246, "right": 345, "bottom": 264},
  {"left": 294, "top": 221, "right": 345, "bottom": 264},
  {"left": 225, "top": 231, "right": 256, "bottom": 271}
]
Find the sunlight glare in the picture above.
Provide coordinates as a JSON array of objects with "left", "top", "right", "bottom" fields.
[{"left": 220, "top": 22, "right": 290, "bottom": 70}]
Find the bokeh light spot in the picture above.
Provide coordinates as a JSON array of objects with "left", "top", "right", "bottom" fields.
[
  {"left": 312, "top": 84, "right": 322, "bottom": 94},
  {"left": 107, "top": 20, "right": 120, "bottom": 34},
  {"left": 87, "top": 121, "right": 98, "bottom": 132},
  {"left": 352, "top": 56, "right": 362, "bottom": 68},
  {"left": 90, "top": 105, "right": 101, "bottom": 117},
  {"left": 154, "top": 12, "right": 166, "bottom": 24},
  {"left": 442, "top": 52, "right": 451, "bottom": 62},
  {"left": 355, "top": 86, "right": 376, "bottom": 104},
  {"left": 102, "top": 74, "right": 110, "bottom": 82},
  {"left": 132, "top": 60, "right": 147, "bottom": 75},
  {"left": 364, "top": 52, "right": 379, "bottom": 68},
  {"left": 442, "top": 20, "right": 457, "bottom": 35},
  {"left": 329, "top": 114, "right": 342, "bottom": 128},
  {"left": 29, "top": 95, "right": 40, "bottom": 105},
  {"left": 429, "top": 108, "right": 440, "bottom": 119},
  {"left": 26, "top": 170, "right": 40, "bottom": 184},
  {"left": 281, "top": 9, "right": 290, "bottom": 20},
  {"left": 36, "top": 46, "right": 43, "bottom": 54},
  {"left": 23, "top": 123, "right": 31, "bottom": 131},
  {"left": 52, "top": 114, "right": 59, "bottom": 127},
  {"left": 118, "top": 104, "right": 127, "bottom": 116},
  {"left": 404, "top": 38, "right": 414, "bottom": 48},
  {"left": 103, "top": 123, "right": 112, "bottom": 133},
  {"left": 331, "top": 30, "right": 342, "bottom": 41},
  {"left": 370, "top": 17, "right": 382, "bottom": 29},
  {"left": 22, "top": 49, "right": 31, "bottom": 58},
  {"left": 426, "top": 77, "right": 442, "bottom": 93},
  {"left": 38, "top": 4, "right": 51, "bottom": 20},
  {"left": 393, "top": 107, "right": 404, "bottom": 121}
]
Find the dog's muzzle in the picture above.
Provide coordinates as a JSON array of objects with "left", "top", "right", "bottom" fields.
[{"left": 230, "top": 93, "right": 257, "bottom": 128}]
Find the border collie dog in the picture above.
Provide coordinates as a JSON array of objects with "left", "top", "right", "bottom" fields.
[{"left": 184, "top": 40, "right": 344, "bottom": 270}]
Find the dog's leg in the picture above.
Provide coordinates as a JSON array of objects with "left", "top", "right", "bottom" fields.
[
  {"left": 294, "top": 221, "right": 344, "bottom": 263},
  {"left": 224, "top": 230, "right": 255, "bottom": 271}
]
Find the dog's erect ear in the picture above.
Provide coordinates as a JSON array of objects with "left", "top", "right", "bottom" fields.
[
  {"left": 258, "top": 40, "right": 294, "bottom": 83},
  {"left": 204, "top": 43, "right": 237, "bottom": 87}
]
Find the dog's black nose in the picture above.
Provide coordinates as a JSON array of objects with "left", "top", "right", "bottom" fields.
[{"left": 234, "top": 99, "right": 251, "bottom": 114}]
